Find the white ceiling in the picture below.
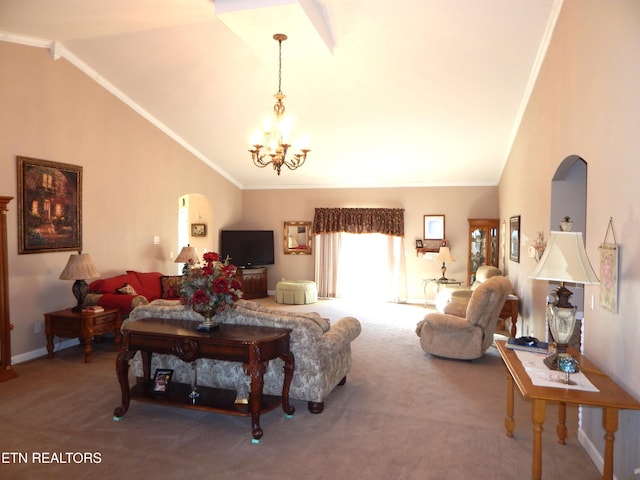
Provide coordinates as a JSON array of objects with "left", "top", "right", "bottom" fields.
[{"left": 0, "top": 0, "right": 561, "bottom": 190}]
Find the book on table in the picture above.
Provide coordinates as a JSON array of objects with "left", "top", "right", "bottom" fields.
[{"left": 505, "top": 336, "right": 549, "bottom": 354}]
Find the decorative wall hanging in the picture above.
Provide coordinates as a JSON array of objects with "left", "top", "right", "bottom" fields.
[
  {"left": 17, "top": 156, "right": 82, "bottom": 254},
  {"left": 422, "top": 214, "right": 445, "bottom": 252},
  {"left": 598, "top": 217, "right": 618, "bottom": 313},
  {"left": 509, "top": 215, "right": 520, "bottom": 262}
]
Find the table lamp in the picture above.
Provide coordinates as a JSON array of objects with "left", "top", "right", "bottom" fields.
[
  {"left": 436, "top": 246, "right": 455, "bottom": 281},
  {"left": 175, "top": 244, "right": 199, "bottom": 274},
  {"left": 59, "top": 252, "right": 100, "bottom": 311},
  {"left": 530, "top": 229, "right": 599, "bottom": 369}
]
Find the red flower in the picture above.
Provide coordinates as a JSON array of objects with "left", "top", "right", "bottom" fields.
[
  {"left": 213, "top": 276, "right": 229, "bottom": 294},
  {"left": 203, "top": 252, "right": 220, "bottom": 263},
  {"left": 192, "top": 289, "right": 209, "bottom": 305}
]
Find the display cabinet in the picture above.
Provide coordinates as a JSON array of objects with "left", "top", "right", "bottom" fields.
[
  {"left": 467, "top": 218, "right": 499, "bottom": 285},
  {"left": 0, "top": 196, "right": 17, "bottom": 382}
]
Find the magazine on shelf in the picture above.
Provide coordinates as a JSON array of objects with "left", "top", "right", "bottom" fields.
[{"left": 505, "top": 336, "right": 549, "bottom": 354}]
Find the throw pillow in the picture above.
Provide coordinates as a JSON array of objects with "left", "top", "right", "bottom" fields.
[
  {"left": 117, "top": 283, "right": 137, "bottom": 295},
  {"left": 160, "top": 275, "right": 183, "bottom": 299}
]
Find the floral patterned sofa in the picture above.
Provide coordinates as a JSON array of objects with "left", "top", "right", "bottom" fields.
[{"left": 123, "top": 299, "right": 362, "bottom": 413}]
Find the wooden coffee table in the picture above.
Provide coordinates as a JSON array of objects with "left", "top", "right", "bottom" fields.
[{"left": 113, "top": 317, "right": 295, "bottom": 442}]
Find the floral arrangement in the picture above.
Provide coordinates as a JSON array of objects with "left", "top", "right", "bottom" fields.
[{"left": 179, "top": 252, "right": 243, "bottom": 318}]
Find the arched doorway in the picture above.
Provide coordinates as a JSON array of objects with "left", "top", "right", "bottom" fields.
[{"left": 177, "top": 193, "right": 213, "bottom": 273}]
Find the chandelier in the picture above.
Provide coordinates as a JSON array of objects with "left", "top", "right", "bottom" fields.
[{"left": 250, "top": 34, "right": 310, "bottom": 175}]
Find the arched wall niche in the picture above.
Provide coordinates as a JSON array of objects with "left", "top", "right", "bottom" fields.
[{"left": 549, "top": 155, "right": 588, "bottom": 341}]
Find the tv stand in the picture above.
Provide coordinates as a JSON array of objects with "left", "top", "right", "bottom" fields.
[{"left": 236, "top": 267, "right": 268, "bottom": 299}]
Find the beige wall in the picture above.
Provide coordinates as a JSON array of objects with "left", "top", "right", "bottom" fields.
[
  {"left": 0, "top": 42, "right": 242, "bottom": 357},
  {"left": 241, "top": 186, "right": 498, "bottom": 300},
  {"left": 499, "top": 0, "right": 640, "bottom": 475}
]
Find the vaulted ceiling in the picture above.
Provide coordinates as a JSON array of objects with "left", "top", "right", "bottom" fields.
[{"left": 0, "top": 0, "right": 561, "bottom": 189}]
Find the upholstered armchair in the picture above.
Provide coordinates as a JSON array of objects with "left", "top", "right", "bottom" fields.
[
  {"left": 443, "top": 265, "right": 503, "bottom": 309},
  {"left": 416, "top": 276, "right": 512, "bottom": 360}
]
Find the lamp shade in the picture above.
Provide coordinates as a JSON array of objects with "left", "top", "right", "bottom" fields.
[
  {"left": 530, "top": 231, "right": 599, "bottom": 285},
  {"left": 59, "top": 253, "right": 99, "bottom": 280},
  {"left": 436, "top": 246, "right": 456, "bottom": 263},
  {"left": 174, "top": 245, "right": 199, "bottom": 264}
]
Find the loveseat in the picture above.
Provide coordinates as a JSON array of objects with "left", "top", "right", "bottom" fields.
[
  {"left": 123, "top": 299, "right": 362, "bottom": 413},
  {"left": 86, "top": 271, "right": 182, "bottom": 317}
]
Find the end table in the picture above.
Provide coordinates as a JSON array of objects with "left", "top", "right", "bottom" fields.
[{"left": 44, "top": 308, "right": 122, "bottom": 363}]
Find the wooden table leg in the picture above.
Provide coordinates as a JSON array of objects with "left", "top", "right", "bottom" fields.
[
  {"left": 113, "top": 349, "right": 136, "bottom": 418},
  {"left": 81, "top": 335, "right": 93, "bottom": 363},
  {"left": 46, "top": 333, "right": 54, "bottom": 359},
  {"left": 556, "top": 402, "right": 567, "bottom": 444},
  {"left": 505, "top": 373, "right": 515, "bottom": 437},
  {"left": 602, "top": 407, "right": 619, "bottom": 480},
  {"left": 531, "top": 398, "right": 546, "bottom": 480},
  {"left": 280, "top": 352, "right": 295, "bottom": 416},
  {"left": 245, "top": 346, "right": 267, "bottom": 442}
]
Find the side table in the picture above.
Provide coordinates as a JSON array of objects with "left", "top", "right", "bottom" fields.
[
  {"left": 44, "top": 308, "right": 122, "bottom": 363},
  {"left": 422, "top": 278, "right": 463, "bottom": 307}
]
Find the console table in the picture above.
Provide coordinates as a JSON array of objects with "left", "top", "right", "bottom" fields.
[
  {"left": 114, "top": 317, "right": 295, "bottom": 442},
  {"left": 496, "top": 340, "right": 640, "bottom": 480}
]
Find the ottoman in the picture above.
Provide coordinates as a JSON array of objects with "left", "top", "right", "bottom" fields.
[{"left": 275, "top": 280, "right": 318, "bottom": 305}]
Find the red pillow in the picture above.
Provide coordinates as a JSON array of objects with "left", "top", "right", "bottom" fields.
[
  {"left": 126, "top": 271, "right": 163, "bottom": 301},
  {"left": 89, "top": 274, "right": 131, "bottom": 294}
]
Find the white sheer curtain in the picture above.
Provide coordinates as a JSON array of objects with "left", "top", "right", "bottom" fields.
[{"left": 315, "top": 232, "right": 407, "bottom": 302}]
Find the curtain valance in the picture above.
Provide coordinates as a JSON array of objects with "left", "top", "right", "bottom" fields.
[{"left": 312, "top": 208, "right": 404, "bottom": 237}]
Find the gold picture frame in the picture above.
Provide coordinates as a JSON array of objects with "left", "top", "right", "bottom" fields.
[
  {"left": 191, "top": 223, "right": 207, "bottom": 237},
  {"left": 17, "top": 156, "right": 82, "bottom": 254},
  {"left": 284, "top": 221, "right": 311, "bottom": 255}
]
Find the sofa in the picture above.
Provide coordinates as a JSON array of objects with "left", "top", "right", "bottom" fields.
[
  {"left": 86, "top": 271, "right": 183, "bottom": 317},
  {"left": 123, "top": 299, "right": 362, "bottom": 413}
]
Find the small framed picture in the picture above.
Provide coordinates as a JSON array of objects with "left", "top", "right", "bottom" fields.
[
  {"left": 416, "top": 239, "right": 424, "bottom": 248},
  {"left": 191, "top": 223, "right": 207, "bottom": 237},
  {"left": 153, "top": 369, "right": 173, "bottom": 392},
  {"left": 509, "top": 215, "right": 521, "bottom": 263}
]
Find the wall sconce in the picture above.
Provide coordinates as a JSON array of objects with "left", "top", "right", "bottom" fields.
[{"left": 528, "top": 231, "right": 547, "bottom": 262}]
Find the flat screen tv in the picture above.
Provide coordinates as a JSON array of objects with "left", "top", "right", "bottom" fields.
[{"left": 220, "top": 230, "right": 275, "bottom": 268}]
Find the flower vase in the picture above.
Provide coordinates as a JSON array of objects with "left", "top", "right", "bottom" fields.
[{"left": 196, "top": 311, "right": 220, "bottom": 332}]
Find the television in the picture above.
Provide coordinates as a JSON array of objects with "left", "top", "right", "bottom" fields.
[{"left": 220, "top": 230, "right": 275, "bottom": 268}]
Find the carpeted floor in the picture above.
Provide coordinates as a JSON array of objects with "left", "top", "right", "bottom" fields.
[{"left": 0, "top": 298, "right": 602, "bottom": 479}]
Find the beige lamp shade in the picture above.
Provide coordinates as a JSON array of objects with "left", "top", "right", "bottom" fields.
[
  {"left": 59, "top": 253, "right": 99, "bottom": 280},
  {"left": 436, "top": 246, "right": 456, "bottom": 263},
  {"left": 174, "top": 245, "right": 199, "bottom": 264},
  {"left": 530, "top": 232, "right": 599, "bottom": 285}
]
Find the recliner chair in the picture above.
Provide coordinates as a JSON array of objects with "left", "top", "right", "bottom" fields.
[{"left": 416, "top": 275, "right": 512, "bottom": 360}]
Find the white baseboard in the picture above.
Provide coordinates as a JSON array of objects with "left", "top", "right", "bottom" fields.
[
  {"left": 578, "top": 427, "right": 610, "bottom": 479},
  {"left": 12, "top": 338, "right": 80, "bottom": 365}
]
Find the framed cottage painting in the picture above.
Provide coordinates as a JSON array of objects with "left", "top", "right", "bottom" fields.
[{"left": 17, "top": 156, "right": 82, "bottom": 254}]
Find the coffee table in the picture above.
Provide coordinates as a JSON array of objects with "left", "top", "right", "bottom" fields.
[
  {"left": 114, "top": 317, "right": 295, "bottom": 442},
  {"left": 496, "top": 340, "right": 640, "bottom": 480}
]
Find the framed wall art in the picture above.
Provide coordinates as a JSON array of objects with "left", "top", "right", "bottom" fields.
[
  {"left": 191, "top": 223, "right": 207, "bottom": 237},
  {"left": 422, "top": 214, "right": 445, "bottom": 251},
  {"left": 17, "top": 156, "right": 82, "bottom": 254},
  {"left": 509, "top": 215, "right": 521, "bottom": 262},
  {"left": 284, "top": 221, "right": 311, "bottom": 255}
]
